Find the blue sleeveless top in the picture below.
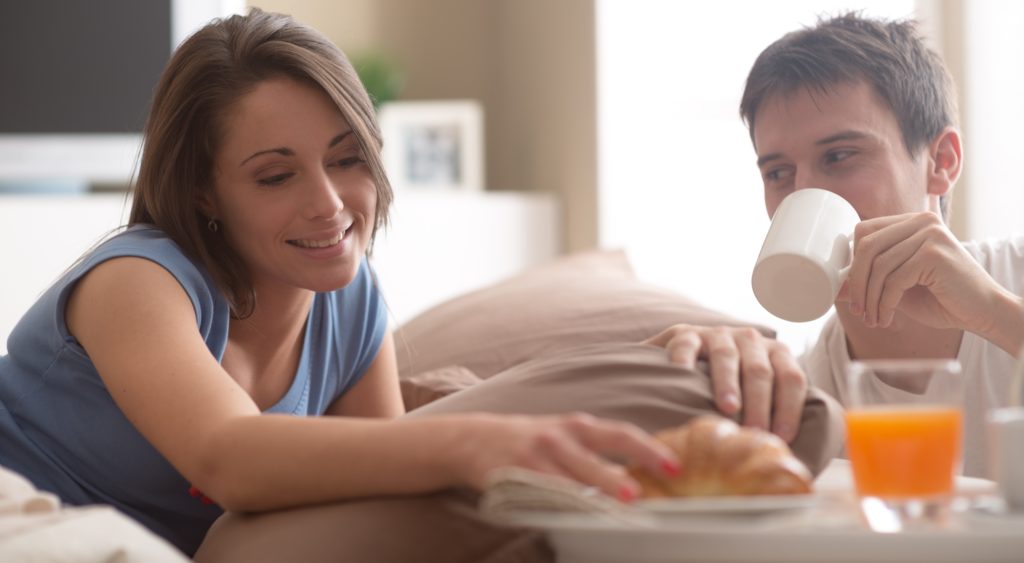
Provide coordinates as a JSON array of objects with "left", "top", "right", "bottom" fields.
[{"left": 0, "top": 225, "right": 388, "bottom": 554}]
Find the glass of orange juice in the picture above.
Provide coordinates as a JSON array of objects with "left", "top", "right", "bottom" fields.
[{"left": 845, "top": 359, "right": 964, "bottom": 532}]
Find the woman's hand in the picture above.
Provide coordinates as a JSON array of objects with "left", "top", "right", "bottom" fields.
[
  {"left": 455, "top": 412, "right": 680, "bottom": 502},
  {"left": 644, "top": 325, "right": 807, "bottom": 443}
]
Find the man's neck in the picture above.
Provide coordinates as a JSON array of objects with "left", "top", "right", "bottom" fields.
[{"left": 837, "top": 308, "right": 964, "bottom": 360}]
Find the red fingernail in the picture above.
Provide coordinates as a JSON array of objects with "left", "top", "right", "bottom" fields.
[
  {"left": 660, "top": 459, "right": 681, "bottom": 477},
  {"left": 200, "top": 495, "right": 215, "bottom": 506},
  {"left": 188, "top": 485, "right": 201, "bottom": 498},
  {"left": 617, "top": 484, "right": 638, "bottom": 503}
]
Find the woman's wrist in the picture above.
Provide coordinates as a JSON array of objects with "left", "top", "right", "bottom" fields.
[{"left": 414, "top": 413, "right": 493, "bottom": 490}]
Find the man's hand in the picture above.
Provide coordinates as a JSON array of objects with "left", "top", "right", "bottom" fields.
[
  {"left": 644, "top": 325, "right": 807, "bottom": 443},
  {"left": 840, "top": 211, "right": 1024, "bottom": 355}
]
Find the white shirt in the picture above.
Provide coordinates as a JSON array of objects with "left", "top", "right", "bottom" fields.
[{"left": 800, "top": 234, "right": 1024, "bottom": 478}]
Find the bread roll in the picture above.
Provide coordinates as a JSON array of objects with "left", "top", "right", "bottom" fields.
[{"left": 630, "top": 415, "right": 812, "bottom": 498}]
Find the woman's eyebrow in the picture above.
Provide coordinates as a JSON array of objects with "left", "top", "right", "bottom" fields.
[{"left": 240, "top": 130, "right": 354, "bottom": 166}]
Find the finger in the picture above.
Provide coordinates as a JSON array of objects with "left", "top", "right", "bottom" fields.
[
  {"left": 538, "top": 423, "right": 641, "bottom": 501},
  {"left": 565, "top": 414, "right": 681, "bottom": 478},
  {"left": 767, "top": 345, "right": 808, "bottom": 442},
  {"left": 864, "top": 229, "right": 928, "bottom": 327},
  {"left": 877, "top": 245, "right": 935, "bottom": 327},
  {"left": 643, "top": 324, "right": 692, "bottom": 347},
  {"left": 703, "top": 328, "right": 741, "bottom": 415},
  {"left": 666, "top": 330, "right": 702, "bottom": 368},
  {"left": 849, "top": 214, "right": 929, "bottom": 322},
  {"left": 734, "top": 329, "right": 773, "bottom": 431},
  {"left": 835, "top": 279, "right": 851, "bottom": 304},
  {"left": 852, "top": 213, "right": 911, "bottom": 236}
]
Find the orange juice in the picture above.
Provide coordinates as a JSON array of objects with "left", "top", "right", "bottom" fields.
[{"left": 844, "top": 406, "right": 962, "bottom": 498}]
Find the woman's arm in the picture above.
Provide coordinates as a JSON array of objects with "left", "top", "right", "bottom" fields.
[
  {"left": 324, "top": 331, "right": 404, "bottom": 418},
  {"left": 67, "top": 258, "right": 678, "bottom": 512}
]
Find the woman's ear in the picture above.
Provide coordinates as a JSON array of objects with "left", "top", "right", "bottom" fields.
[
  {"left": 196, "top": 190, "right": 218, "bottom": 219},
  {"left": 926, "top": 127, "right": 963, "bottom": 197}
]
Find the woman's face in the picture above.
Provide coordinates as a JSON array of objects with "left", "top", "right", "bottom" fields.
[{"left": 205, "top": 76, "right": 377, "bottom": 296}]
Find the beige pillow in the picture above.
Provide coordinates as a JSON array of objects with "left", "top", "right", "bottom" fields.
[
  {"left": 399, "top": 365, "right": 482, "bottom": 412},
  {"left": 411, "top": 343, "right": 842, "bottom": 477},
  {"left": 395, "top": 248, "right": 774, "bottom": 380}
]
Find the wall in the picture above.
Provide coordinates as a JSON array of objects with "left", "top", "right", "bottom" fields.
[{"left": 250, "top": 0, "right": 598, "bottom": 251}]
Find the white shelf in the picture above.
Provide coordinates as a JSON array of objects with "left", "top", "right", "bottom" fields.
[{"left": 0, "top": 191, "right": 561, "bottom": 351}]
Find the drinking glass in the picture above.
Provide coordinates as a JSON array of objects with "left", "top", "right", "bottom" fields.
[{"left": 844, "top": 359, "right": 964, "bottom": 532}]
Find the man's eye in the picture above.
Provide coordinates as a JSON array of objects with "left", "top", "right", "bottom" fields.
[
  {"left": 825, "top": 150, "right": 854, "bottom": 164},
  {"left": 764, "top": 167, "right": 791, "bottom": 182}
]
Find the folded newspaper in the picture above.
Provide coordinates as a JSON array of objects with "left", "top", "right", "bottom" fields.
[{"left": 479, "top": 467, "right": 657, "bottom": 527}]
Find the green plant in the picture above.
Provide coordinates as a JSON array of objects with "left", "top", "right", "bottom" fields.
[{"left": 351, "top": 51, "right": 405, "bottom": 110}]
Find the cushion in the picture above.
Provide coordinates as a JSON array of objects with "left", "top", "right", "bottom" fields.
[
  {"left": 394, "top": 248, "right": 775, "bottom": 380},
  {"left": 400, "top": 365, "right": 482, "bottom": 412},
  {"left": 410, "top": 343, "right": 842, "bottom": 477},
  {"left": 0, "top": 465, "right": 188, "bottom": 562},
  {"left": 195, "top": 343, "right": 843, "bottom": 563}
]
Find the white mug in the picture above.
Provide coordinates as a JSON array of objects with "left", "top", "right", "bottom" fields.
[
  {"left": 988, "top": 406, "right": 1024, "bottom": 511},
  {"left": 751, "top": 188, "right": 860, "bottom": 322}
]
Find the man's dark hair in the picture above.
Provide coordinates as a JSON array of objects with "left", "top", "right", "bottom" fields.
[{"left": 739, "top": 12, "right": 958, "bottom": 217}]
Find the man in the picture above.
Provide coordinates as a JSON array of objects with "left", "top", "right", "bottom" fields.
[{"left": 734, "top": 12, "right": 1024, "bottom": 477}]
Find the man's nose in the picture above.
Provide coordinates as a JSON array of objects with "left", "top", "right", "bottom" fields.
[{"left": 792, "top": 170, "right": 825, "bottom": 192}]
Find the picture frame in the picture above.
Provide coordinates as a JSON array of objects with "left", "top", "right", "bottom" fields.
[{"left": 378, "top": 100, "right": 485, "bottom": 192}]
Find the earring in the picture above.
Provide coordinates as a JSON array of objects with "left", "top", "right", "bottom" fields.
[{"left": 207, "top": 217, "right": 219, "bottom": 233}]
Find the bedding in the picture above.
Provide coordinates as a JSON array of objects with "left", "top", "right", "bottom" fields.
[
  {"left": 197, "top": 343, "right": 842, "bottom": 563},
  {"left": 0, "top": 464, "right": 188, "bottom": 562},
  {"left": 396, "top": 248, "right": 777, "bottom": 409},
  {"left": 192, "top": 248, "right": 841, "bottom": 562}
]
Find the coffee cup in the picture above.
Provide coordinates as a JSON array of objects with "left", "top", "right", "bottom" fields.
[
  {"left": 751, "top": 188, "right": 860, "bottom": 322},
  {"left": 988, "top": 406, "right": 1024, "bottom": 511}
]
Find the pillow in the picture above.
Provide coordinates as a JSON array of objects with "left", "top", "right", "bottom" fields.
[
  {"left": 0, "top": 464, "right": 189, "bottom": 563},
  {"left": 410, "top": 343, "right": 842, "bottom": 477},
  {"left": 399, "top": 365, "right": 482, "bottom": 412},
  {"left": 394, "top": 248, "right": 775, "bottom": 380}
]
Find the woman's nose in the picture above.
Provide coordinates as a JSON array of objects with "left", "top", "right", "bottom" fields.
[{"left": 304, "top": 171, "right": 343, "bottom": 220}]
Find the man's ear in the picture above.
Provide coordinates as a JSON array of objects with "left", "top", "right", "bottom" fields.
[{"left": 926, "top": 126, "right": 963, "bottom": 197}]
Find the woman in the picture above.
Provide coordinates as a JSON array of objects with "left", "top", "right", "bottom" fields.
[
  {"left": 0, "top": 9, "right": 814, "bottom": 557},
  {"left": 0, "top": 10, "right": 684, "bottom": 555}
]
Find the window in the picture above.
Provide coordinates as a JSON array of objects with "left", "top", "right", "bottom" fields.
[{"left": 597, "top": 0, "right": 917, "bottom": 353}]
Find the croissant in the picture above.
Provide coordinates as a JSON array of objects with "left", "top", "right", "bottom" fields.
[{"left": 630, "top": 415, "right": 813, "bottom": 498}]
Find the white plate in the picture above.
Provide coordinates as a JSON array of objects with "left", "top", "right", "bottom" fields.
[
  {"left": 517, "top": 460, "right": 1014, "bottom": 563},
  {"left": 536, "top": 514, "right": 1024, "bottom": 563},
  {"left": 636, "top": 494, "right": 817, "bottom": 517}
]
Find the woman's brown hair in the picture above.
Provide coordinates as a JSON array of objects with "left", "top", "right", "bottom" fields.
[{"left": 129, "top": 8, "right": 392, "bottom": 318}]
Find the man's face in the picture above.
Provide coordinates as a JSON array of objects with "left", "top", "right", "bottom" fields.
[{"left": 752, "top": 81, "right": 933, "bottom": 220}]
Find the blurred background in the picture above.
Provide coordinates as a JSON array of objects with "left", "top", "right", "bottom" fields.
[{"left": 1, "top": 0, "right": 1022, "bottom": 353}]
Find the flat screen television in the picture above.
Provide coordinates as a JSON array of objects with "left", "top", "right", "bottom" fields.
[{"left": 0, "top": 0, "right": 244, "bottom": 191}]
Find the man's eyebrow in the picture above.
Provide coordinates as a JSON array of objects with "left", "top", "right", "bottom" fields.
[
  {"left": 240, "top": 130, "right": 354, "bottom": 167},
  {"left": 756, "top": 153, "right": 782, "bottom": 168},
  {"left": 816, "top": 130, "right": 871, "bottom": 145},
  {"left": 757, "top": 130, "right": 874, "bottom": 167}
]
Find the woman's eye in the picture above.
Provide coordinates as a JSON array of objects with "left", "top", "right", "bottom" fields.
[
  {"left": 335, "top": 156, "right": 364, "bottom": 168},
  {"left": 257, "top": 173, "right": 292, "bottom": 186}
]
